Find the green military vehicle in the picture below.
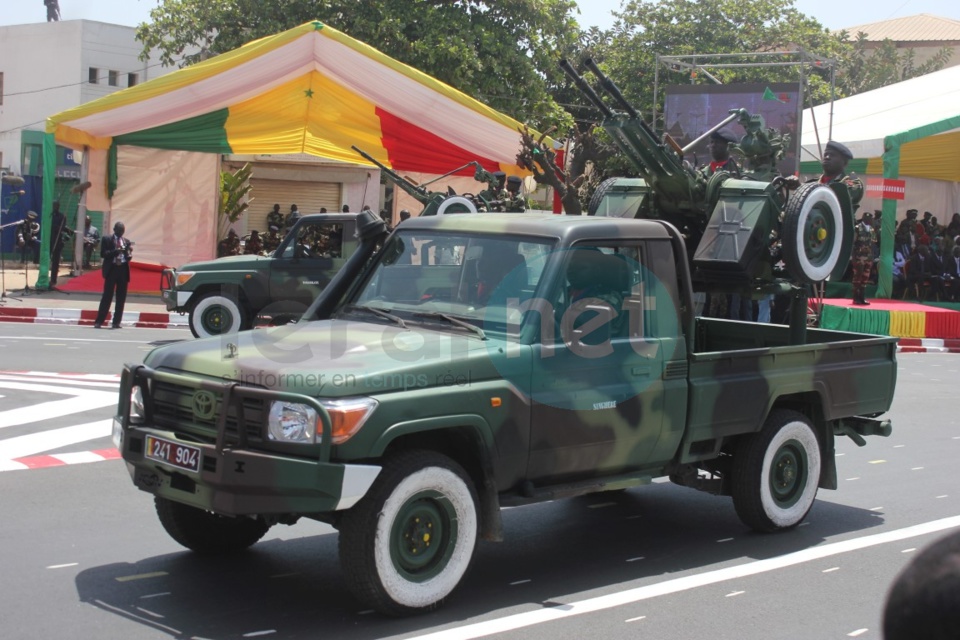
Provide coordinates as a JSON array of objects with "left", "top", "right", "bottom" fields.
[
  {"left": 114, "top": 211, "right": 897, "bottom": 616},
  {"left": 160, "top": 213, "right": 359, "bottom": 338}
]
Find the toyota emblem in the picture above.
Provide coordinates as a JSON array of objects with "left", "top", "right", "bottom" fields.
[{"left": 192, "top": 390, "right": 217, "bottom": 420}]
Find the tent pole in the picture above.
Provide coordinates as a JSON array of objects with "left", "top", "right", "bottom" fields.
[
  {"left": 72, "top": 147, "right": 90, "bottom": 275},
  {"left": 36, "top": 132, "right": 57, "bottom": 290}
]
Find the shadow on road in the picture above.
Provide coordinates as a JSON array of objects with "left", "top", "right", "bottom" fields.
[{"left": 74, "top": 483, "right": 884, "bottom": 639}]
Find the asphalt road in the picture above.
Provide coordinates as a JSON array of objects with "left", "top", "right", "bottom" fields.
[{"left": 0, "top": 321, "right": 956, "bottom": 640}]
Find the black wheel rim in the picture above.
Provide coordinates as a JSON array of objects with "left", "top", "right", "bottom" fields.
[{"left": 201, "top": 304, "right": 232, "bottom": 334}]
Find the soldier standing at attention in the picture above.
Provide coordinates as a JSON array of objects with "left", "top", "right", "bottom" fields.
[
  {"left": 700, "top": 129, "right": 741, "bottom": 178},
  {"left": 267, "top": 204, "right": 284, "bottom": 232},
  {"left": 851, "top": 211, "right": 877, "bottom": 305}
]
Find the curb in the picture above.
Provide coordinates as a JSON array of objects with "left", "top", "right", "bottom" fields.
[
  {"left": 0, "top": 307, "right": 188, "bottom": 329},
  {"left": 897, "top": 338, "right": 960, "bottom": 354}
]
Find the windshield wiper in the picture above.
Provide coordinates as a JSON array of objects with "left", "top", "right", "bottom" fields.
[
  {"left": 412, "top": 312, "right": 487, "bottom": 340},
  {"left": 343, "top": 304, "right": 408, "bottom": 329}
]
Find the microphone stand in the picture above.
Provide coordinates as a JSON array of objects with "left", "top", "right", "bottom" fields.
[{"left": 0, "top": 219, "right": 25, "bottom": 303}]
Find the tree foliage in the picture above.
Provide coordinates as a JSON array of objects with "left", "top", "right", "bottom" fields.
[
  {"left": 136, "top": 0, "right": 580, "bottom": 129},
  {"left": 218, "top": 163, "right": 253, "bottom": 240},
  {"left": 834, "top": 32, "right": 952, "bottom": 96}
]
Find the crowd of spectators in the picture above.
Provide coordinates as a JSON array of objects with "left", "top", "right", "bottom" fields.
[{"left": 872, "top": 208, "right": 960, "bottom": 302}]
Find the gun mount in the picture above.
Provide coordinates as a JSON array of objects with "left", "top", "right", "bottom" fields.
[
  {"left": 562, "top": 59, "right": 857, "bottom": 298},
  {"left": 352, "top": 146, "right": 513, "bottom": 216}
]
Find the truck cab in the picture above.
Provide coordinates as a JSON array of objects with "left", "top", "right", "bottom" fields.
[{"left": 160, "top": 214, "right": 359, "bottom": 337}]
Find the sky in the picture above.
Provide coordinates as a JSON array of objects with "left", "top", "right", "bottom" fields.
[{"left": 1, "top": 0, "right": 958, "bottom": 31}]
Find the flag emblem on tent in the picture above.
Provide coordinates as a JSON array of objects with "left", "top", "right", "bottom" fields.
[{"left": 762, "top": 87, "right": 790, "bottom": 103}]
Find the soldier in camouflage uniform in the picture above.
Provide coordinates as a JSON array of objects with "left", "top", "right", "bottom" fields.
[
  {"left": 217, "top": 229, "right": 241, "bottom": 258},
  {"left": 504, "top": 176, "right": 526, "bottom": 213},
  {"left": 266, "top": 204, "right": 284, "bottom": 233},
  {"left": 244, "top": 230, "right": 264, "bottom": 255},
  {"left": 262, "top": 225, "right": 282, "bottom": 253},
  {"left": 560, "top": 248, "right": 625, "bottom": 337},
  {"left": 851, "top": 211, "right": 877, "bottom": 305},
  {"left": 699, "top": 129, "right": 741, "bottom": 179}
]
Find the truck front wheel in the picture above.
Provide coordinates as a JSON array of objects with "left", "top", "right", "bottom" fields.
[
  {"left": 338, "top": 451, "right": 479, "bottom": 616},
  {"left": 155, "top": 497, "right": 271, "bottom": 554},
  {"left": 189, "top": 292, "right": 248, "bottom": 338},
  {"left": 732, "top": 410, "right": 821, "bottom": 532}
]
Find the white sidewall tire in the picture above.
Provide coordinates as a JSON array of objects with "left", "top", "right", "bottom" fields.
[
  {"left": 437, "top": 196, "right": 478, "bottom": 215},
  {"left": 373, "top": 466, "right": 478, "bottom": 610},
  {"left": 190, "top": 294, "right": 243, "bottom": 338},
  {"left": 759, "top": 420, "right": 821, "bottom": 528},
  {"left": 791, "top": 186, "right": 843, "bottom": 282}
]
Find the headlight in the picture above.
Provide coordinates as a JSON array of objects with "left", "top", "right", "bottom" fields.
[
  {"left": 176, "top": 271, "right": 195, "bottom": 286},
  {"left": 266, "top": 397, "right": 377, "bottom": 445},
  {"left": 130, "top": 386, "right": 145, "bottom": 425},
  {"left": 267, "top": 402, "right": 317, "bottom": 443}
]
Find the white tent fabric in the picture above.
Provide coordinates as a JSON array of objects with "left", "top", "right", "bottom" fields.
[
  {"left": 800, "top": 64, "right": 960, "bottom": 162},
  {"left": 111, "top": 147, "right": 220, "bottom": 267}
]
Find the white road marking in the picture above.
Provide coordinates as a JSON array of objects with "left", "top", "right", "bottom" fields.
[
  {"left": 868, "top": 460, "right": 886, "bottom": 464},
  {"left": 510, "top": 579, "right": 532, "bottom": 586},
  {"left": 93, "top": 599, "right": 181, "bottom": 636},
  {"left": 869, "top": 507, "right": 884, "bottom": 511},
  {"left": 405, "top": 516, "right": 960, "bottom": 640},
  {"left": 717, "top": 538, "right": 734, "bottom": 543},
  {"left": 47, "top": 563, "right": 78, "bottom": 569},
  {"left": 848, "top": 629, "right": 869, "bottom": 637},
  {"left": 0, "top": 419, "right": 111, "bottom": 460},
  {"left": 140, "top": 593, "right": 171, "bottom": 599},
  {"left": 242, "top": 631, "right": 276, "bottom": 637},
  {"left": 901, "top": 548, "right": 916, "bottom": 553},
  {"left": 893, "top": 445, "right": 905, "bottom": 448},
  {"left": 625, "top": 616, "right": 646, "bottom": 622},
  {"left": 0, "top": 336, "right": 153, "bottom": 344},
  {"left": 912, "top": 467, "right": 924, "bottom": 471},
  {"left": 136, "top": 607, "right": 165, "bottom": 619},
  {"left": 626, "top": 557, "right": 645, "bottom": 562},
  {"left": 0, "top": 373, "right": 120, "bottom": 389},
  {"left": 846, "top": 477, "right": 860, "bottom": 481},
  {"left": 725, "top": 591, "right": 745, "bottom": 597},
  {"left": 822, "top": 567, "right": 840, "bottom": 573},
  {"left": 0, "top": 381, "right": 117, "bottom": 429},
  {"left": 115, "top": 571, "right": 168, "bottom": 583},
  {"left": 937, "top": 495, "right": 949, "bottom": 499}
]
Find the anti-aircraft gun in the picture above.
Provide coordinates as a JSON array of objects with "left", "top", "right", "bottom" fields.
[
  {"left": 560, "top": 59, "right": 855, "bottom": 318},
  {"left": 351, "top": 146, "right": 510, "bottom": 216}
]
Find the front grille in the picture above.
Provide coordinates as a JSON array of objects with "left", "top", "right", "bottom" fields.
[{"left": 151, "top": 380, "right": 266, "bottom": 442}]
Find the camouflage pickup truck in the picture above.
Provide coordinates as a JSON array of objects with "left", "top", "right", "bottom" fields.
[
  {"left": 160, "top": 213, "right": 359, "bottom": 338},
  {"left": 114, "top": 212, "right": 897, "bottom": 616}
]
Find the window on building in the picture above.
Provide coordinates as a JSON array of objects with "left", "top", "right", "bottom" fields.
[
  {"left": 88, "top": 67, "right": 99, "bottom": 84},
  {"left": 128, "top": 73, "right": 138, "bottom": 87},
  {"left": 108, "top": 70, "right": 119, "bottom": 87}
]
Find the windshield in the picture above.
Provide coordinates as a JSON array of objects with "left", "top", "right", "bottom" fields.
[{"left": 349, "top": 231, "right": 554, "bottom": 334}]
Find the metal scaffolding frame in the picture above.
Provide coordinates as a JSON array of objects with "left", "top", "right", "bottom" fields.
[{"left": 654, "top": 51, "right": 837, "bottom": 161}]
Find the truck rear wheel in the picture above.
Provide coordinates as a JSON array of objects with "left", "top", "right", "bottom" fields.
[
  {"left": 189, "top": 292, "right": 248, "bottom": 338},
  {"left": 732, "top": 410, "right": 821, "bottom": 532},
  {"left": 154, "top": 497, "right": 270, "bottom": 554},
  {"left": 338, "top": 450, "right": 479, "bottom": 616}
]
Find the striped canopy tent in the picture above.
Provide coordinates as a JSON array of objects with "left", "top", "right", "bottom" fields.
[
  {"left": 38, "top": 20, "right": 545, "bottom": 288},
  {"left": 799, "top": 64, "right": 960, "bottom": 298}
]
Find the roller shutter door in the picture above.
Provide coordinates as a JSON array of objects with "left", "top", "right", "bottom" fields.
[{"left": 247, "top": 179, "right": 341, "bottom": 232}]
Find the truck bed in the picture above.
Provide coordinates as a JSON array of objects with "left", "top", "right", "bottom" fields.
[{"left": 678, "top": 318, "right": 898, "bottom": 462}]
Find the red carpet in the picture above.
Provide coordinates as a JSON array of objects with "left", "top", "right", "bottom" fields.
[{"left": 59, "top": 261, "right": 166, "bottom": 295}]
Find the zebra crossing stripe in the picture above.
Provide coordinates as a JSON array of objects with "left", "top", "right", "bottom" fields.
[{"left": 2, "top": 448, "right": 121, "bottom": 472}]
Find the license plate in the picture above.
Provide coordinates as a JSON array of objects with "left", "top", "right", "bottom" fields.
[{"left": 145, "top": 435, "right": 201, "bottom": 473}]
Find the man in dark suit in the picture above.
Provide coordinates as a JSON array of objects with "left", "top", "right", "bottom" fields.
[
  {"left": 94, "top": 221, "right": 133, "bottom": 329},
  {"left": 943, "top": 246, "right": 960, "bottom": 302}
]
